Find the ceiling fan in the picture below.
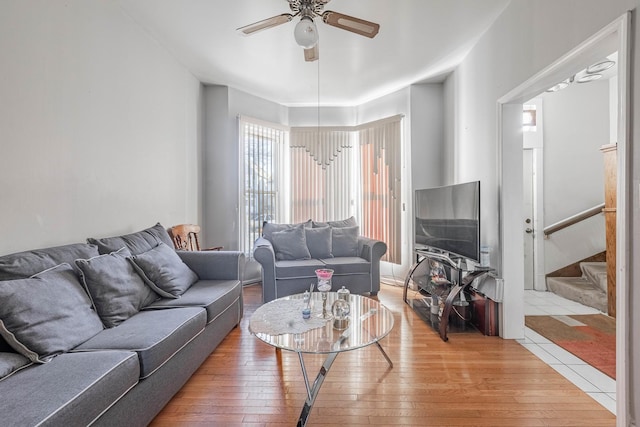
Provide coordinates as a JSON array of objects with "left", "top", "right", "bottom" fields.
[{"left": 237, "top": 0, "right": 380, "bottom": 62}]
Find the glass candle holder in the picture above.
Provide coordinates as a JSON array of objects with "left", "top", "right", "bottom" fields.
[{"left": 315, "top": 269, "right": 334, "bottom": 319}]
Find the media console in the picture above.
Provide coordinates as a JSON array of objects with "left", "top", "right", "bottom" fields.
[{"left": 403, "top": 248, "right": 493, "bottom": 341}]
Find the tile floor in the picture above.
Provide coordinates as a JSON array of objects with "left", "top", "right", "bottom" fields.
[{"left": 519, "top": 290, "right": 616, "bottom": 414}]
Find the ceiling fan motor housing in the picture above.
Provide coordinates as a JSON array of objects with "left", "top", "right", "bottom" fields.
[{"left": 289, "top": 0, "right": 327, "bottom": 19}]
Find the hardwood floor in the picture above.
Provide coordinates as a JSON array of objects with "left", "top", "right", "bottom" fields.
[{"left": 150, "top": 284, "right": 615, "bottom": 426}]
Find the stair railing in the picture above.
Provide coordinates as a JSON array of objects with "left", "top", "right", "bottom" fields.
[{"left": 543, "top": 203, "right": 605, "bottom": 238}]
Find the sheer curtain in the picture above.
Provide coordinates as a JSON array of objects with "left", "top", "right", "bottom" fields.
[
  {"left": 289, "top": 127, "right": 355, "bottom": 223},
  {"left": 357, "top": 115, "right": 403, "bottom": 264}
]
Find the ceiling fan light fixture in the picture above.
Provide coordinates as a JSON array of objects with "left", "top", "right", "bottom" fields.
[
  {"left": 546, "top": 81, "right": 569, "bottom": 92},
  {"left": 577, "top": 73, "right": 602, "bottom": 83},
  {"left": 294, "top": 17, "right": 318, "bottom": 49},
  {"left": 586, "top": 60, "right": 615, "bottom": 74}
]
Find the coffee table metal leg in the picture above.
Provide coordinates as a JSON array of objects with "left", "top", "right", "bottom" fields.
[
  {"left": 374, "top": 341, "right": 393, "bottom": 367},
  {"left": 296, "top": 351, "right": 339, "bottom": 427}
]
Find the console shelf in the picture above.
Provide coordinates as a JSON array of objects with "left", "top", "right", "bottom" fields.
[{"left": 403, "top": 249, "right": 492, "bottom": 341}]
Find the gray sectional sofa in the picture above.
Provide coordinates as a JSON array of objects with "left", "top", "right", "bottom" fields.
[
  {"left": 254, "top": 217, "right": 387, "bottom": 303},
  {"left": 0, "top": 223, "right": 244, "bottom": 426}
]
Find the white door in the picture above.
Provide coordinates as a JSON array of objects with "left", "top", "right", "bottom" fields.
[{"left": 523, "top": 149, "right": 535, "bottom": 290}]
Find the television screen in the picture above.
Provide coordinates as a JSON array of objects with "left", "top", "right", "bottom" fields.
[{"left": 414, "top": 181, "right": 480, "bottom": 262}]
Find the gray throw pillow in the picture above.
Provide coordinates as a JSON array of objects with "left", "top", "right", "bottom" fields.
[
  {"left": 0, "top": 352, "right": 31, "bottom": 380},
  {"left": 0, "top": 263, "right": 104, "bottom": 363},
  {"left": 262, "top": 220, "right": 312, "bottom": 242},
  {"left": 129, "top": 242, "right": 199, "bottom": 298},
  {"left": 271, "top": 224, "right": 312, "bottom": 261},
  {"left": 313, "top": 216, "right": 357, "bottom": 229},
  {"left": 87, "top": 222, "right": 174, "bottom": 255},
  {"left": 305, "top": 226, "right": 333, "bottom": 259},
  {"left": 0, "top": 242, "right": 99, "bottom": 281},
  {"left": 332, "top": 225, "right": 360, "bottom": 257},
  {"left": 75, "top": 248, "right": 159, "bottom": 328}
]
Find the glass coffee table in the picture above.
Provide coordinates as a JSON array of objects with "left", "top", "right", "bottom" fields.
[{"left": 249, "top": 292, "right": 394, "bottom": 427}]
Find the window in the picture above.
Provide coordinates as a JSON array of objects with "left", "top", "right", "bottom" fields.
[
  {"left": 238, "top": 115, "right": 403, "bottom": 264},
  {"left": 238, "top": 116, "right": 288, "bottom": 255}
]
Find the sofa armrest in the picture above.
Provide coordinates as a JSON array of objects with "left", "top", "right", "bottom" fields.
[
  {"left": 358, "top": 236, "right": 387, "bottom": 262},
  {"left": 253, "top": 237, "right": 276, "bottom": 302},
  {"left": 177, "top": 250, "right": 245, "bottom": 282},
  {"left": 358, "top": 236, "right": 387, "bottom": 295}
]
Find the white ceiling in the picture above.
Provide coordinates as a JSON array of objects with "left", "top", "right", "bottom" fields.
[{"left": 118, "top": 0, "right": 509, "bottom": 106}]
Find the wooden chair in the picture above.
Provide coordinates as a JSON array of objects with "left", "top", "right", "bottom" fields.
[{"left": 167, "top": 224, "right": 223, "bottom": 251}]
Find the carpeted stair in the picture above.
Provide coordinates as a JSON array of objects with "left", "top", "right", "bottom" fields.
[{"left": 546, "top": 262, "right": 607, "bottom": 312}]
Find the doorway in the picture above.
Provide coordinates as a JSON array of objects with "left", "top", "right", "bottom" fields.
[
  {"left": 498, "top": 12, "right": 630, "bottom": 423},
  {"left": 522, "top": 148, "right": 534, "bottom": 291}
]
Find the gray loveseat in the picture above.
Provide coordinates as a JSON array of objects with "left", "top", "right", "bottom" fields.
[
  {"left": 254, "top": 218, "right": 387, "bottom": 303},
  {"left": 0, "top": 223, "right": 243, "bottom": 427}
]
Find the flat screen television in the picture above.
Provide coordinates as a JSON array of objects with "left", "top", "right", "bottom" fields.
[{"left": 414, "top": 181, "right": 480, "bottom": 263}]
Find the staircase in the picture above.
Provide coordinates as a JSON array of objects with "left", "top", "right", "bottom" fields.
[{"left": 546, "top": 262, "right": 607, "bottom": 313}]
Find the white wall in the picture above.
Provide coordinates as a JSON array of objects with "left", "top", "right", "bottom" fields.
[
  {"left": 542, "top": 80, "right": 609, "bottom": 272},
  {"left": 0, "top": 1, "right": 202, "bottom": 255},
  {"left": 542, "top": 81, "right": 608, "bottom": 223},
  {"left": 288, "top": 106, "right": 357, "bottom": 127},
  {"left": 409, "top": 84, "right": 446, "bottom": 189}
]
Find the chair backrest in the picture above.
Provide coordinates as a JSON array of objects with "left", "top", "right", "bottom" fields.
[{"left": 167, "top": 224, "right": 201, "bottom": 251}]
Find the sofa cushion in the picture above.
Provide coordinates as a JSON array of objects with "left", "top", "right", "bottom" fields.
[
  {"left": 0, "top": 351, "right": 139, "bottom": 427},
  {"left": 73, "top": 307, "right": 206, "bottom": 379},
  {"left": 271, "top": 224, "right": 312, "bottom": 261},
  {"left": 262, "top": 220, "right": 312, "bottom": 242},
  {"left": 313, "top": 216, "right": 357, "bottom": 228},
  {"left": 305, "top": 226, "right": 333, "bottom": 259},
  {"left": 145, "top": 279, "right": 242, "bottom": 324},
  {"left": 0, "top": 243, "right": 99, "bottom": 280},
  {"left": 320, "top": 256, "right": 370, "bottom": 275},
  {"left": 0, "top": 263, "right": 104, "bottom": 363},
  {"left": 275, "top": 258, "right": 327, "bottom": 279},
  {"left": 331, "top": 225, "right": 359, "bottom": 257},
  {"left": 0, "top": 352, "right": 31, "bottom": 381},
  {"left": 75, "top": 248, "right": 159, "bottom": 328},
  {"left": 129, "top": 242, "right": 199, "bottom": 298},
  {"left": 87, "top": 222, "right": 174, "bottom": 255}
]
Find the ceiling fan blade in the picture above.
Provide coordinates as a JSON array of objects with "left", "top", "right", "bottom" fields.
[
  {"left": 304, "top": 45, "right": 319, "bottom": 62},
  {"left": 322, "top": 11, "right": 379, "bottom": 38},
  {"left": 236, "top": 14, "right": 294, "bottom": 36}
]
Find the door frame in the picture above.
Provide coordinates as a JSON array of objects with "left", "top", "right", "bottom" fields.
[
  {"left": 497, "top": 12, "right": 630, "bottom": 423},
  {"left": 522, "top": 98, "right": 546, "bottom": 292}
]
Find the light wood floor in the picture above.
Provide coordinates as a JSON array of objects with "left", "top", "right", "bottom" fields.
[{"left": 150, "top": 284, "right": 615, "bottom": 426}]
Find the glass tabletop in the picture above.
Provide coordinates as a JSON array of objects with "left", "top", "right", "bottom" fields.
[{"left": 250, "top": 292, "right": 394, "bottom": 354}]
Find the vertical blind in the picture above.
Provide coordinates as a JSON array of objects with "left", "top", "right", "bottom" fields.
[
  {"left": 289, "top": 128, "right": 354, "bottom": 223},
  {"left": 358, "top": 116, "right": 402, "bottom": 263}
]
